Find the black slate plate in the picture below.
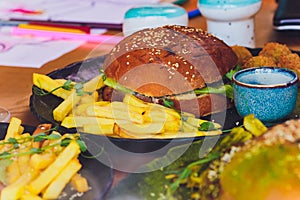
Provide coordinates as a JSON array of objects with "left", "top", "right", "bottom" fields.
[
  {"left": 0, "top": 122, "right": 114, "bottom": 200},
  {"left": 29, "top": 53, "right": 240, "bottom": 153},
  {"left": 29, "top": 48, "right": 299, "bottom": 153}
]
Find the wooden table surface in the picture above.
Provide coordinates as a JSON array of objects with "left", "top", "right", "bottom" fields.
[{"left": 0, "top": 0, "right": 300, "bottom": 188}]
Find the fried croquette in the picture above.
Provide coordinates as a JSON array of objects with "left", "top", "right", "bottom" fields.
[
  {"left": 259, "top": 42, "right": 292, "bottom": 63},
  {"left": 277, "top": 53, "right": 300, "bottom": 78},
  {"left": 231, "top": 45, "right": 253, "bottom": 66},
  {"left": 243, "top": 55, "right": 276, "bottom": 69}
]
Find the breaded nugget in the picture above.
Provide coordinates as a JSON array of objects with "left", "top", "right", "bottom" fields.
[
  {"left": 277, "top": 53, "right": 300, "bottom": 78},
  {"left": 259, "top": 42, "right": 292, "bottom": 63},
  {"left": 231, "top": 45, "right": 253, "bottom": 66},
  {"left": 243, "top": 55, "right": 276, "bottom": 69}
]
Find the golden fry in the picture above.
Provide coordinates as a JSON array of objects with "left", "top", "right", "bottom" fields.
[
  {"left": 33, "top": 73, "right": 72, "bottom": 99},
  {"left": 71, "top": 173, "right": 89, "bottom": 193},
  {"left": 53, "top": 92, "right": 80, "bottom": 122},
  {"left": 82, "top": 123, "right": 114, "bottom": 135},
  {"left": 243, "top": 114, "right": 268, "bottom": 137},
  {"left": 53, "top": 75, "right": 104, "bottom": 122},
  {"left": 86, "top": 104, "right": 144, "bottom": 124},
  {"left": 43, "top": 158, "right": 82, "bottom": 199},
  {"left": 61, "top": 116, "right": 115, "bottom": 128},
  {"left": 6, "top": 161, "right": 21, "bottom": 185},
  {"left": 123, "top": 94, "right": 149, "bottom": 108},
  {"left": 1, "top": 168, "right": 39, "bottom": 200},
  {"left": 29, "top": 152, "right": 56, "bottom": 170},
  {"left": 5, "top": 117, "right": 22, "bottom": 140},
  {"left": 27, "top": 141, "right": 80, "bottom": 195}
]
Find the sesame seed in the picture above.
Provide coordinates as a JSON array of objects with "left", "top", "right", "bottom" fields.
[{"left": 173, "top": 63, "right": 179, "bottom": 68}]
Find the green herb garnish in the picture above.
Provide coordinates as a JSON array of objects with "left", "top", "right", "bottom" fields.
[
  {"left": 168, "top": 152, "right": 221, "bottom": 193},
  {"left": 194, "top": 84, "right": 234, "bottom": 100},
  {"left": 74, "top": 82, "right": 93, "bottom": 96},
  {"left": 0, "top": 132, "right": 87, "bottom": 160},
  {"left": 162, "top": 98, "right": 175, "bottom": 108},
  {"left": 198, "top": 121, "right": 217, "bottom": 131},
  {"left": 33, "top": 79, "right": 74, "bottom": 96},
  {"left": 225, "top": 65, "right": 242, "bottom": 81}
]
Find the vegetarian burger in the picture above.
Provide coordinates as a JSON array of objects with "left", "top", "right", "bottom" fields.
[{"left": 102, "top": 25, "right": 238, "bottom": 117}]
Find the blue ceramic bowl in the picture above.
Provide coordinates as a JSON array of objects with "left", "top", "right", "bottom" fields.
[{"left": 232, "top": 67, "right": 298, "bottom": 123}]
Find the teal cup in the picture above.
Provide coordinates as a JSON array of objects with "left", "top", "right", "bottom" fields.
[{"left": 232, "top": 67, "right": 298, "bottom": 123}]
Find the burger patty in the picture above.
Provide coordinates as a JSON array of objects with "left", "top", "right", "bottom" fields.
[{"left": 101, "top": 85, "right": 232, "bottom": 117}]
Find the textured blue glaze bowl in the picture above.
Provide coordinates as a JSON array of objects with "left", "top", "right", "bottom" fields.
[{"left": 233, "top": 67, "right": 298, "bottom": 123}]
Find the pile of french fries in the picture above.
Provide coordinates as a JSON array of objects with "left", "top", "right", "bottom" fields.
[
  {"left": 33, "top": 73, "right": 223, "bottom": 139},
  {"left": 0, "top": 117, "right": 89, "bottom": 200}
]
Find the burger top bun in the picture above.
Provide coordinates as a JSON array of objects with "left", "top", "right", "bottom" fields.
[{"left": 103, "top": 25, "right": 238, "bottom": 97}]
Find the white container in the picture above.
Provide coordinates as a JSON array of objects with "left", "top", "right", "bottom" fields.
[
  {"left": 123, "top": 3, "right": 188, "bottom": 37},
  {"left": 198, "top": 0, "right": 262, "bottom": 48}
]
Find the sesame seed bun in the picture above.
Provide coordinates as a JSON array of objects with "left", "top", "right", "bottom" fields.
[
  {"left": 103, "top": 25, "right": 238, "bottom": 97},
  {"left": 102, "top": 25, "right": 237, "bottom": 117}
]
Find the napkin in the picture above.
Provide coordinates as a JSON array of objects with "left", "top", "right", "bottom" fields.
[{"left": 0, "top": 29, "right": 85, "bottom": 68}]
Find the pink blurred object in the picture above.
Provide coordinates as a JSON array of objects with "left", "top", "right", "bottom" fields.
[{"left": 11, "top": 27, "right": 123, "bottom": 44}]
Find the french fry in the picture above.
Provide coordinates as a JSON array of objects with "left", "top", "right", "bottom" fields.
[
  {"left": 113, "top": 123, "right": 137, "bottom": 138},
  {"left": 86, "top": 104, "right": 144, "bottom": 124},
  {"left": 184, "top": 116, "right": 222, "bottom": 129},
  {"left": 27, "top": 141, "right": 80, "bottom": 195},
  {"left": 111, "top": 101, "right": 147, "bottom": 115},
  {"left": 182, "top": 121, "right": 198, "bottom": 132},
  {"left": 6, "top": 161, "right": 21, "bottom": 185},
  {"left": 71, "top": 173, "right": 89, "bottom": 193},
  {"left": 53, "top": 92, "right": 80, "bottom": 122},
  {"left": 123, "top": 94, "right": 149, "bottom": 108},
  {"left": 53, "top": 75, "right": 104, "bottom": 122},
  {"left": 117, "top": 121, "right": 165, "bottom": 135},
  {"left": 153, "top": 129, "right": 222, "bottom": 139},
  {"left": 29, "top": 152, "right": 56, "bottom": 170},
  {"left": 33, "top": 73, "right": 72, "bottom": 99},
  {"left": 17, "top": 134, "right": 31, "bottom": 174},
  {"left": 5, "top": 117, "right": 22, "bottom": 140},
  {"left": 163, "top": 120, "right": 181, "bottom": 132},
  {"left": 61, "top": 116, "right": 115, "bottom": 128},
  {"left": 0, "top": 168, "right": 39, "bottom": 200},
  {"left": 82, "top": 75, "right": 104, "bottom": 91},
  {"left": 73, "top": 103, "right": 92, "bottom": 116},
  {"left": 149, "top": 103, "right": 181, "bottom": 119},
  {"left": 43, "top": 158, "right": 82, "bottom": 199},
  {"left": 143, "top": 108, "right": 179, "bottom": 123},
  {"left": 243, "top": 114, "right": 268, "bottom": 136},
  {"left": 80, "top": 92, "right": 99, "bottom": 104},
  {"left": 55, "top": 78, "right": 73, "bottom": 85},
  {"left": 196, "top": 129, "right": 222, "bottom": 136},
  {"left": 153, "top": 131, "right": 197, "bottom": 139},
  {"left": 20, "top": 194, "right": 43, "bottom": 200},
  {"left": 82, "top": 124, "right": 114, "bottom": 135},
  {"left": 0, "top": 118, "right": 90, "bottom": 199}
]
